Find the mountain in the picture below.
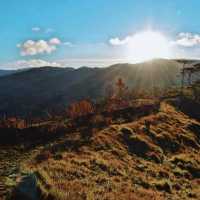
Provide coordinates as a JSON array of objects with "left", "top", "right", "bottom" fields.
[
  {"left": 0, "top": 59, "right": 182, "bottom": 118},
  {"left": 0, "top": 68, "right": 29, "bottom": 77},
  {"left": 0, "top": 69, "right": 17, "bottom": 77}
]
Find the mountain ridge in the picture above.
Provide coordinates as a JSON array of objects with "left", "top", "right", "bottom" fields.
[{"left": 0, "top": 59, "right": 188, "bottom": 118}]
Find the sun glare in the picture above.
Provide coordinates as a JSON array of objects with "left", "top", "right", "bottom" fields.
[{"left": 126, "top": 31, "right": 171, "bottom": 63}]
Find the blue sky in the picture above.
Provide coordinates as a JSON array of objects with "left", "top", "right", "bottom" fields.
[{"left": 1, "top": 0, "right": 200, "bottom": 68}]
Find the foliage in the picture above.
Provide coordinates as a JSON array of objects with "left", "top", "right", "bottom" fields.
[
  {"left": 105, "top": 78, "right": 131, "bottom": 112},
  {"left": 0, "top": 117, "right": 26, "bottom": 129},
  {"left": 67, "top": 99, "right": 95, "bottom": 119}
]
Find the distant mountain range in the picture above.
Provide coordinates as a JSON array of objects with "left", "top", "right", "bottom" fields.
[
  {"left": 0, "top": 69, "right": 17, "bottom": 77},
  {"left": 0, "top": 59, "right": 185, "bottom": 118},
  {"left": 0, "top": 69, "right": 28, "bottom": 77}
]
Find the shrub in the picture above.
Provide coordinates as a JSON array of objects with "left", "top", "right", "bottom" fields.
[
  {"left": 53, "top": 152, "right": 63, "bottom": 160},
  {"left": 91, "top": 114, "right": 105, "bottom": 127},
  {"left": 0, "top": 117, "right": 26, "bottom": 129},
  {"left": 35, "top": 150, "right": 52, "bottom": 163},
  {"left": 91, "top": 115, "right": 112, "bottom": 128},
  {"left": 67, "top": 99, "right": 95, "bottom": 119}
]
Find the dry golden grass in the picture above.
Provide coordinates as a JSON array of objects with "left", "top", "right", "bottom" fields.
[{"left": 21, "top": 102, "right": 200, "bottom": 200}]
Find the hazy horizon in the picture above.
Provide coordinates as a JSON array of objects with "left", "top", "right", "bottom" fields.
[{"left": 1, "top": 57, "right": 200, "bottom": 71}]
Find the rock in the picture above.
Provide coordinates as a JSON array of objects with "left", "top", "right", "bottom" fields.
[{"left": 11, "top": 173, "right": 40, "bottom": 200}]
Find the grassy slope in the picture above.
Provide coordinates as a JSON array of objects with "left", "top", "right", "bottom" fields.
[{"left": 22, "top": 102, "right": 200, "bottom": 200}]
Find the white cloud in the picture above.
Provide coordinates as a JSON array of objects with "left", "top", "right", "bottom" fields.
[
  {"left": 32, "top": 27, "right": 41, "bottom": 32},
  {"left": 173, "top": 32, "right": 200, "bottom": 47},
  {"left": 109, "top": 36, "right": 131, "bottom": 46},
  {"left": 110, "top": 32, "right": 200, "bottom": 48},
  {"left": 18, "top": 38, "right": 62, "bottom": 56},
  {"left": 109, "top": 31, "right": 172, "bottom": 62},
  {"left": 49, "top": 38, "right": 61, "bottom": 45}
]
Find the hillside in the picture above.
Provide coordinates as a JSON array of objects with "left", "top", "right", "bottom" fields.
[
  {"left": 0, "top": 69, "right": 22, "bottom": 77},
  {"left": 1, "top": 100, "right": 200, "bottom": 200},
  {"left": 0, "top": 70, "right": 14, "bottom": 77},
  {"left": 0, "top": 59, "right": 181, "bottom": 118}
]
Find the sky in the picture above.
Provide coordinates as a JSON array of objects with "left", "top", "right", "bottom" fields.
[{"left": 1, "top": 0, "right": 200, "bottom": 69}]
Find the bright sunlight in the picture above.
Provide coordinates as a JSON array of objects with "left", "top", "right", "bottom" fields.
[{"left": 126, "top": 30, "right": 172, "bottom": 63}]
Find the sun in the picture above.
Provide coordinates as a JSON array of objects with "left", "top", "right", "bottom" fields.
[{"left": 125, "top": 30, "right": 171, "bottom": 63}]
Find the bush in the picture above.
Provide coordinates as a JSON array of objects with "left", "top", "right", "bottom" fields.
[
  {"left": 91, "top": 115, "right": 112, "bottom": 128},
  {"left": 53, "top": 152, "right": 63, "bottom": 160},
  {"left": 35, "top": 150, "right": 52, "bottom": 163},
  {"left": 67, "top": 99, "right": 95, "bottom": 119}
]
